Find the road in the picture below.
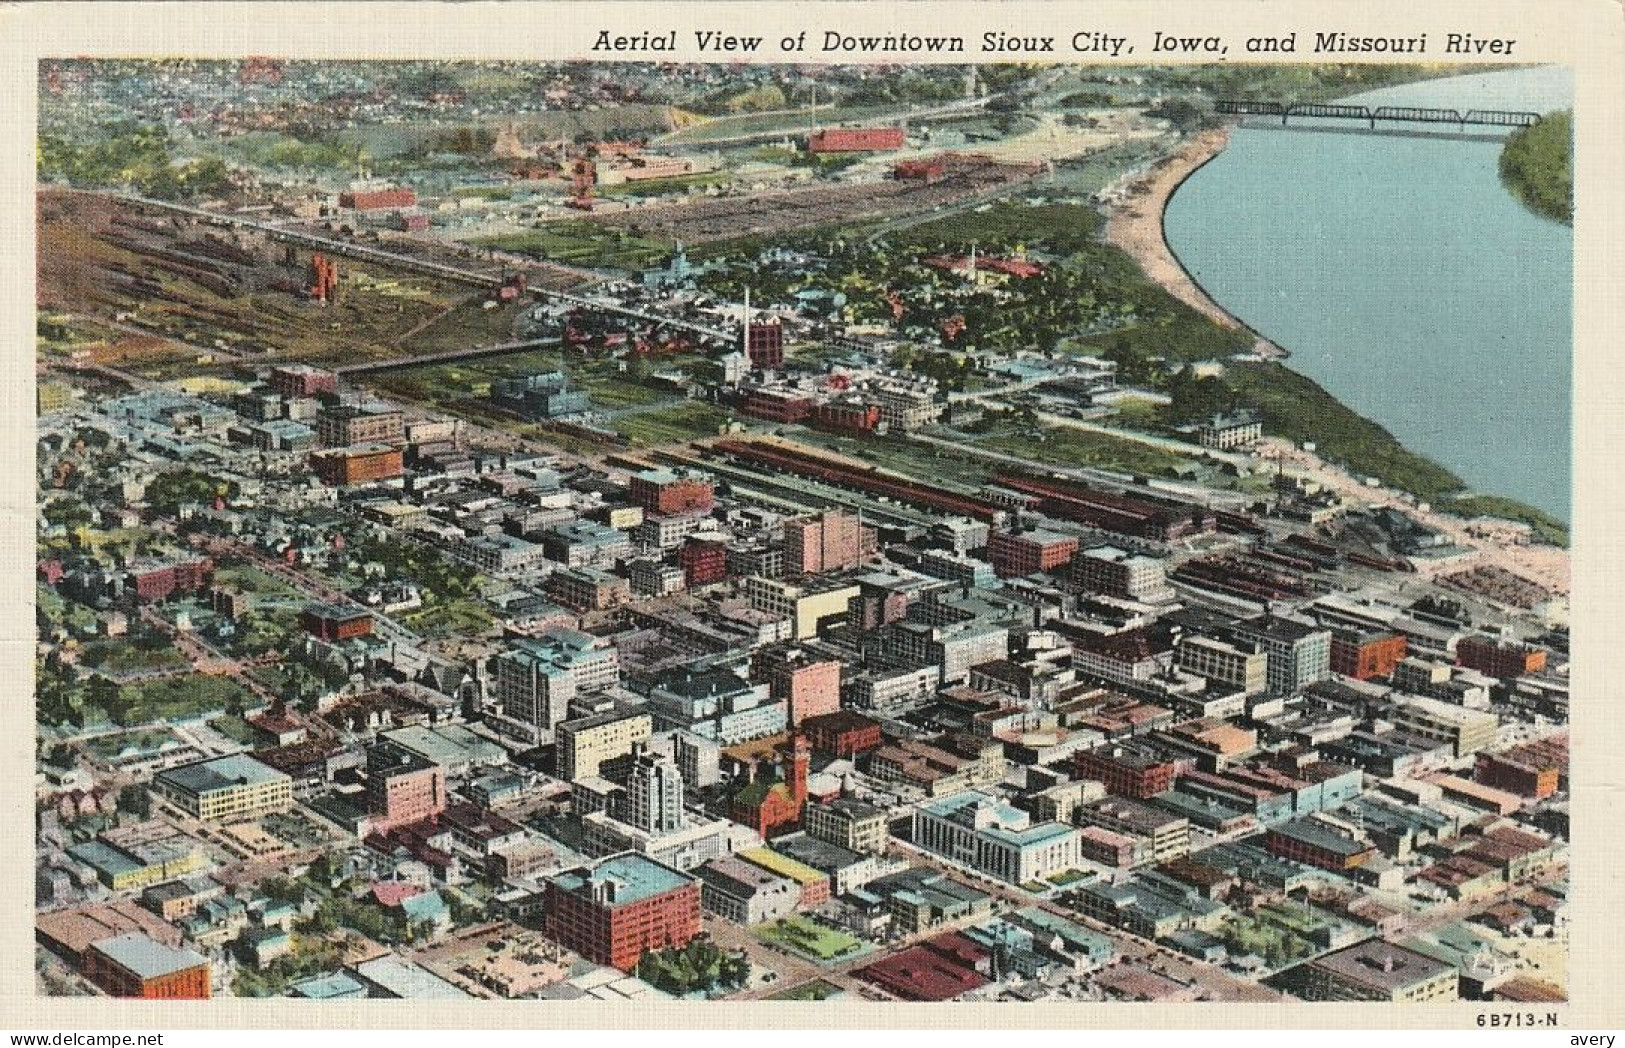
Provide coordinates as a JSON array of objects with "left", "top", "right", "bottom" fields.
[{"left": 886, "top": 837, "right": 1284, "bottom": 1003}]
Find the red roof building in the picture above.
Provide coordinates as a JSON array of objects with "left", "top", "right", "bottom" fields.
[
  {"left": 1456, "top": 635, "right": 1547, "bottom": 678},
  {"left": 339, "top": 187, "right": 417, "bottom": 211},
  {"left": 807, "top": 127, "right": 906, "bottom": 154},
  {"left": 543, "top": 854, "right": 701, "bottom": 972},
  {"left": 1331, "top": 629, "right": 1408, "bottom": 681},
  {"left": 83, "top": 934, "right": 210, "bottom": 1000},
  {"left": 987, "top": 528, "right": 1077, "bottom": 578},
  {"left": 629, "top": 468, "right": 714, "bottom": 516},
  {"left": 855, "top": 932, "right": 991, "bottom": 1001}
]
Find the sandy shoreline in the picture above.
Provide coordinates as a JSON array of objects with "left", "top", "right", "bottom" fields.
[
  {"left": 1101, "top": 128, "right": 1286, "bottom": 359},
  {"left": 1099, "top": 129, "right": 1568, "bottom": 595}
]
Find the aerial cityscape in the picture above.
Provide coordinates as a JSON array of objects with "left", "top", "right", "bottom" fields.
[{"left": 34, "top": 59, "right": 1571, "bottom": 1007}]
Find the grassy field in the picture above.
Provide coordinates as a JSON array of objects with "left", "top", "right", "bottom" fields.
[
  {"left": 756, "top": 917, "right": 866, "bottom": 963},
  {"left": 472, "top": 222, "right": 674, "bottom": 271},
  {"left": 617, "top": 401, "right": 732, "bottom": 446},
  {"left": 768, "top": 979, "right": 845, "bottom": 1001},
  {"left": 399, "top": 598, "right": 495, "bottom": 640},
  {"left": 110, "top": 673, "right": 251, "bottom": 726},
  {"left": 213, "top": 564, "right": 303, "bottom": 602},
  {"left": 398, "top": 298, "right": 524, "bottom": 357},
  {"left": 968, "top": 421, "right": 1195, "bottom": 478},
  {"left": 78, "top": 641, "right": 189, "bottom": 676}
]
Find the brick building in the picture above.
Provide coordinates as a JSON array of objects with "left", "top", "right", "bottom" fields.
[
  {"left": 1475, "top": 734, "right": 1566, "bottom": 799},
  {"left": 311, "top": 446, "right": 404, "bottom": 486},
  {"left": 1264, "top": 816, "right": 1376, "bottom": 872},
  {"left": 729, "top": 736, "right": 810, "bottom": 839},
  {"left": 367, "top": 744, "right": 446, "bottom": 832},
  {"left": 316, "top": 406, "right": 404, "bottom": 447},
  {"left": 801, "top": 710, "right": 884, "bottom": 759},
  {"left": 784, "top": 510, "right": 866, "bottom": 576},
  {"left": 1456, "top": 635, "right": 1548, "bottom": 678},
  {"left": 1330, "top": 628, "right": 1409, "bottom": 681},
  {"left": 751, "top": 647, "right": 842, "bottom": 725},
  {"left": 807, "top": 127, "right": 906, "bottom": 153},
  {"left": 339, "top": 187, "right": 416, "bottom": 210},
  {"left": 127, "top": 559, "right": 214, "bottom": 604},
  {"left": 987, "top": 528, "right": 1078, "bottom": 578},
  {"left": 629, "top": 468, "right": 714, "bottom": 516},
  {"left": 745, "top": 322, "right": 785, "bottom": 370},
  {"left": 1074, "top": 745, "right": 1183, "bottom": 800},
  {"left": 83, "top": 934, "right": 210, "bottom": 999},
  {"left": 269, "top": 365, "right": 337, "bottom": 399},
  {"left": 545, "top": 567, "right": 631, "bottom": 612},
  {"left": 299, "top": 602, "right": 374, "bottom": 642},
  {"left": 543, "top": 854, "right": 701, "bottom": 972},
  {"left": 679, "top": 538, "right": 729, "bottom": 587}
]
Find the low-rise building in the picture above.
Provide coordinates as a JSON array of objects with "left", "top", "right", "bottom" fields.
[
  {"left": 152, "top": 755, "right": 293, "bottom": 822},
  {"left": 913, "top": 790, "right": 1083, "bottom": 885},
  {"left": 804, "top": 797, "right": 889, "bottom": 854},
  {"left": 696, "top": 855, "right": 798, "bottom": 925},
  {"left": 83, "top": 934, "right": 210, "bottom": 999}
]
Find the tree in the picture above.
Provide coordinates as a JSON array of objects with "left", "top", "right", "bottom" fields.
[{"left": 116, "top": 785, "right": 151, "bottom": 820}]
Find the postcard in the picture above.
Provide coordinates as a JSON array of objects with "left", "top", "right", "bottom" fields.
[{"left": 4, "top": 0, "right": 1621, "bottom": 1034}]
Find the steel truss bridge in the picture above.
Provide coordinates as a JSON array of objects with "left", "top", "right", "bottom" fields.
[{"left": 1215, "top": 100, "right": 1542, "bottom": 130}]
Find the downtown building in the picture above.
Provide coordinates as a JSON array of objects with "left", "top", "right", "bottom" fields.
[
  {"left": 912, "top": 791, "right": 1083, "bottom": 885},
  {"left": 491, "top": 629, "right": 620, "bottom": 742},
  {"left": 543, "top": 853, "right": 702, "bottom": 971}
]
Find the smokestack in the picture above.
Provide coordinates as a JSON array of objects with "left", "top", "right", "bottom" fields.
[{"left": 742, "top": 287, "right": 751, "bottom": 354}]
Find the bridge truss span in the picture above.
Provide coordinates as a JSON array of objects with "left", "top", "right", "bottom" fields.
[{"left": 1216, "top": 99, "right": 1544, "bottom": 131}]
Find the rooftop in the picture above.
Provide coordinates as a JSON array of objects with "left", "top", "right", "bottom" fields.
[
  {"left": 155, "top": 753, "right": 289, "bottom": 796},
  {"left": 1309, "top": 939, "right": 1452, "bottom": 992},
  {"left": 549, "top": 853, "right": 694, "bottom": 908},
  {"left": 90, "top": 933, "right": 207, "bottom": 980}
]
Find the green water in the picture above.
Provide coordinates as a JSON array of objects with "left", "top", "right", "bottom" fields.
[{"left": 1164, "top": 67, "right": 1572, "bottom": 521}]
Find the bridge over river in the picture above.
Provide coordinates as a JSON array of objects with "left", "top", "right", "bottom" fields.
[{"left": 1215, "top": 100, "right": 1542, "bottom": 131}]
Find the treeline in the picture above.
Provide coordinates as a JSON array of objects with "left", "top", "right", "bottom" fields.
[
  {"left": 1499, "top": 110, "right": 1572, "bottom": 224},
  {"left": 38, "top": 122, "right": 233, "bottom": 200}
]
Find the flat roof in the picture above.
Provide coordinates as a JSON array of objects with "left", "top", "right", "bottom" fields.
[
  {"left": 550, "top": 853, "right": 694, "bottom": 907},
  {"left": 155, "top": 753, "right": 288, "bottom": 796},
  {"left": 738, "top": 847, "right": 827, "bottom": 887},
  {"left": 90, "top": 933, "right": 207, "bottom": 980},
  {"left": 352, "top": 954, "right": 473, "bottom": 999},
  {"left": 1309, "top": 939, "right": 1452, "bottom": 992}
]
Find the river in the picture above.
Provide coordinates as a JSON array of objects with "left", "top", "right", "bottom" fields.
[{"left": 1163, "top": 66, "right": 1572, "bottom": 522}]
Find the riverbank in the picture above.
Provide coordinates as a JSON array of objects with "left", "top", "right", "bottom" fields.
[
  {"left": 1099, "top": 115, "right": 1569, "bottom": 559},
  {"left": 1100, "top": 129, "right": 1286, "bottom": 360}
]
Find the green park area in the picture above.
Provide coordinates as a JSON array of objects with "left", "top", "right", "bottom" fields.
[
  {"left": 966, "top": 419, "right": 1196, "bottom": 479},
  {"left": 768, "top": 979, "right": 845, "bottom": 1001},
  {"left": 755, "top": 916, "right": 866, "bottom": 964},
  {"left": 109, "top": 673, "right": 253, "bottom": 726},
  {"left": 76, "top": 639, "right": 189, "bottom": 676},
  {"left": 617, "top": 401, "right": 733, "bottom": 447},
  {"left": 473, "top": 221, "right": 674, "bottom": 271}
]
